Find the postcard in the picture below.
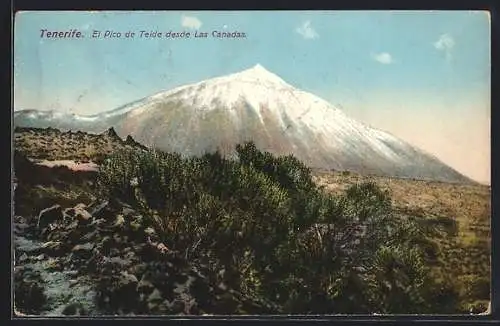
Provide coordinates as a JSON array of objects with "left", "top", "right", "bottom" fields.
[{"left": 12, "top": 10, "right": 491, "bottom": 317}]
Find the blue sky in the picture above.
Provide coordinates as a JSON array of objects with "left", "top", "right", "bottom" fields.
[{"left": 13, "top": 11, "right": 491, "bottom": 183}]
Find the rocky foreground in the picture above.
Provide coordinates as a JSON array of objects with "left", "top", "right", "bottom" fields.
[
  {"left": 12, "top": 128, "right": 271, "bottom": 316},
  {"left": 14, "top": 199, "right": 272, "bottom": 316},
  {"left": 12, "top": 127, "right": 491, "bottom": 316}
]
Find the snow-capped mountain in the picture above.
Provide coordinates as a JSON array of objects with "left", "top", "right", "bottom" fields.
[{"left": 14, "top": 64, "right": 473, "bottom": 183}]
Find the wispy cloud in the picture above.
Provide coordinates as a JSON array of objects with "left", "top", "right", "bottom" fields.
[
  {"left": 181, "top": 15, "right": 202, "bottom": 30},
  {"left": 372, "top": 52, "right": 393, "bottom": 64},
  {"left": 434, "top": 34, "right": 455, "bottom": 61},
  {"left": 81, "top": 23, "right": 91, "bottom": 31},
  {"left": 296, "top": 21, "right": 319, "bottom": 39}
]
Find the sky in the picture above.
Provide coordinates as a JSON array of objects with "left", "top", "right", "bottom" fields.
[{"left": 13, "top": 11, "right": 491, "bottom": 184}]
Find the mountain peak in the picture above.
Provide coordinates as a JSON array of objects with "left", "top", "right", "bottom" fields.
[
  {"left": 14, "top": 64, "right": 474, "bottom": 184},
  {"left": 103, "top": 127, "right": 120, "bottom": 140},
  {"left": 249, "top": 63, "right": 268, "bottom": 72},
  {"left": 234, "top": 64, "right": 288, "bottom": 86}
]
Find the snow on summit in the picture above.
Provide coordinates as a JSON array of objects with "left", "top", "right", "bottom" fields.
[
  {"left": 13, "top": 64, "right": 473, "bottom": 183},
  {"left": 133, "top": 64, "right": 345, "bottom": 126},
  {"left": 148, "top": 64, "right": 300, "bottom": 112}
]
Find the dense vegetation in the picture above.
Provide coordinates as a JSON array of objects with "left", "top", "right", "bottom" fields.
[{"left": 96, "top": 142, "right": 464, "bottom": 314}]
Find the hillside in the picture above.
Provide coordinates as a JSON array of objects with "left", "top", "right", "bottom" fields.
[
  {"left": 13, "top": 65, "right": 473, "bottom": 184},
  {"left": 12, "top": 127, "right": 491, "bottom": 316},
  {"left": 314, "top": 170, "right": 491, "bottom": 311},
  {"left": 14, "top": 127, "right": 147, "bottom": 163}
]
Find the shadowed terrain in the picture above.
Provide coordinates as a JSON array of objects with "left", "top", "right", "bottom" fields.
[{"left": 13, "top": 127, "right": 490, "bottom": 316}]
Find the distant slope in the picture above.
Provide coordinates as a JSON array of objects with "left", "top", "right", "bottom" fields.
[
  {"left": 13, "top": 65, "right": 474, "bottom": 184},
  {"left": 14, "top": 127, "right": 146, "bottom": 163}
]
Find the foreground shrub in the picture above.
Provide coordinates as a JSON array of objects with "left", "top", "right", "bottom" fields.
[{"left": 96, "top": 141, "right": 460, "bottom": 314}]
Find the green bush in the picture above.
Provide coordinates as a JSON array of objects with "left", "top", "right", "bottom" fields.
[{"left": 96, "top": 142, "right": 461, "bottom": 314}]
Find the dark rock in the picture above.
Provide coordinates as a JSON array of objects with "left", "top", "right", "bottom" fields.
[
  {"left": 113, "top": 233, "right": 124, "bottom": 245},
  {"left": 144, "top": 226, "right": 156, "bottom": 236},
  {"left": 148, "top": 289, "right": 163, "bottom": 305},
  {"left": 106, "top": 256, "right": 132, "bottom": 269},
  {"left": 122, "top": 251, "right": 137, "bottom": 265},
  {"left": 97, "top": 236, "right": 113, "bottom": 252},
  {"left": 137, "top": 276, "right": 155, "bottom": 295},
  {"left": 46, "top": 229, "right": 70, "bottom": 242},
  {"left": 14, "top": 222, "right": 30, "bottom": 236},
  {"left": 63, "top": 208, "right": 76, "bottom": 220},
  {"left": 69, "top": 279, "right": 79, "bottom": 287},
  {"left": 64, "top": 270, "right": 79, "bottom": 277},
  {"left": 37, "top": 205, "right": 63, "bottom": 230},
  {"left": 109, "top": 247, "right": 121, "bottom": 257},
  {"left": 88, "top": 200, "right": 112, "bottom": 219},
  {"left": 18, "top": 253, "right": 28, "bottom": 263},
  {"left": 71, "top": 243, "right": 95, "bottom": 261},
  {"left": 72, "top": 242, "right": 94, "bottom": 252},
  {"left": 40, "top": 223, "right": 63, "bottom": 239},
  {"left": 128, "top": 262, "right": 148, "bottom": 277},
  {"left": 81, "top": 230, "right": 99, "bottom": 242},
  {"left": 124, "top": 135, "right": 147, "bottom": 150},
  {"left": 14, "top": 266, "right": 47, "bottom": 314},
  {"left": 63, "top": 204, "right": 93, "bottom": 225},
  {"left": 133, "top": 243, "right": 146, "bottom": 252},
  {"left": 46, "top": 257, "right": 64, "bottom": 272},
  {"left": 40, "top": 240, "right": 67, "bottom": 256},
  {"left": 62, "top": 302, "right": 87, "bottom": 315},
  {"left": 92, "top": 250, "right": 259, "bottom": 315},
  {"left": 34, "top": 253, "right": 46, "bottom": 261},
  {"left": 66, "top": 219, "right": 79, "bottom": 231},
  {"left": 120, "top": 271, "right": 139, "bottom": 285},
  {"left": 74, "top": 204, "right": 93, "bottom": 224},
  {"left": 14, "top": 215, "right": 27, "bottom": 224},
  {"left": 96, "top": 271, "right": 140, "bottom": 313},
  {"left": 90, "top": 218, "right": 106, "bottom": 227},
  {"left": 121, "top": 205, "right": 136, "bottom": 216},
  {"left": 104, "top": 127, "right": 120, "bottom": 140},
  {"left": 67, "top": 228, "right": 85, "bottom": 245}
]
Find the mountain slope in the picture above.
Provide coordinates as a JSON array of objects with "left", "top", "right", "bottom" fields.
[{"left": 14, "top": 64, "right": 473, "bottom": 184}]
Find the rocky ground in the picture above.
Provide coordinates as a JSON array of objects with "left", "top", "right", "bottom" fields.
[
  {"left": 12, "top": 127, "right": 491, "bottom": 316},
  {"left": 14, "top": 126, "right": 146, "bottom": 163},
  {"left": 12, "top": 129, "right": 271, "bottom": 316},
  {"left": 13, "top": 197, "right": 274, "bottom": 316}
]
